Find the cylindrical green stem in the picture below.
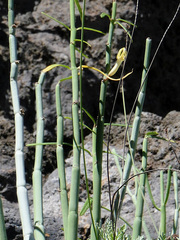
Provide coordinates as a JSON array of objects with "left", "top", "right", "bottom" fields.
[
  {"left": 90, "top": 2, "right": 117, "bottom": 239},
  {"left": 132, "top": 137, "right": 147, "bottom": 239},
  {"left": 172, "top": 172, "right": 179, "bottom": 234},
  {"left": 146, "top": 177, "right": 160, "bottom": 211},
  {"left": 33, "top": 72, "right": 46, "bottom": 240},
  {"left": 8, "top": 1, "right": 34, "bottom": 239},
  {"left": 159, "top": 169, "right": 171, "bottom": 236},
  {"left": 79, "top": 0, "right": 97, "bottom": 237},
  {"left": 160, "top": 171, "right": 166, "bottom": 235},
  {"left": 56, "top": 83, "right": 69, "bottom": 239},
  {"left": 114, "top": 38, "right": 152, "bottom": 219},
  {"left": 91, "top": 125, "right": 100, "bottom": 240},
  {"left": 113, "top": 148, "right": 151, "bottom": 239},
  {"left": 0, "top": 197, "right": 7, "bottom": 240},
  {"left": 67, "top": 0, "right": 81, "bottom": 239},
  {"left": 147, "top": 168, "right": 171, "bottom": 237}
]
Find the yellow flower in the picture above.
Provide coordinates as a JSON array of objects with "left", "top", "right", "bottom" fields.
[{"left": 108, "top": 47, "right": 127, "bottom": 77}]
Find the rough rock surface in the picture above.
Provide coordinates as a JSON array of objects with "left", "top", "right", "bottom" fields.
[
  {"left": 0, "top": 0, "right": 180, "bottom": 239},
  {"left": 2, "top": 111, "right": 180, "bottom": 239}
]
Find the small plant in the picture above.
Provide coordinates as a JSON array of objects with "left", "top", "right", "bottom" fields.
[
  {"left": 98, "top": 219, "right": 131, "bottom": 240},
  {"left": 97, "top": 219, "right": 148, "bottom": 240}
]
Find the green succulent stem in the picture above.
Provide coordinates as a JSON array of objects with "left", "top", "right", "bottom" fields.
[
  {"left": 8, "top": 0, "right": 34, "bottom": 239},
  {"left": 159, "top": 168, "right": 172, "bottom": 236},
  {"left": 56, "top": 83, "right": 69, "bottom": 239},
  {"left": 33, "top": 72, "right": 46, "bottom": 240},
  {"left": 132, "top": 137, "right": 147, "bottom": 239},
  {"left": 67, "top": 0, "right": 81, "bottom": 239},
  {"left": 172, "top": 172, "right": 179, "bottom": 234},
  {"left": 114, "top": 38, "right": 152, "bottom": 221},
  {"left": 78, "top": 0, "right": 97, "bottom": 238},
  {"left": 160, "top": 170, "right": 165, "bottom": 235},
  {"left": 146, "top": 167, "right": 172, "bottom": 237},
  {"left": 90, "top": 1, "right": 117, "bottom": 239},
  {"left": 0, "top": 197, "right": 7, "bottom": 240}
]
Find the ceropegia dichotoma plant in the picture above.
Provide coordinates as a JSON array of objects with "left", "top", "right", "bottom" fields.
[
  {"left": 5, "top": 0, "right": 180, "bottom": 239},
  {"left": 33, "top": 72, "right": 46, "bottom": 240},
  {"left": 8, "top": 0, "right": 34, "bottom": 239},
  {"left": 112, "top": 37, "right": 152, "bottom": 225},
  {"left": 90, "top": 1, "right": 118, "bottom": 239}
]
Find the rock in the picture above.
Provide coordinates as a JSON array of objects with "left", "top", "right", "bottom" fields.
[
  {"left": 40, "top": 111, "right": 180, "bottom": 239},
  {"left": 1, "top": 110, "right": 180, "bottom": 239},
  {"left": 0, "top": 115, "right": 16, "bottom": 202}
]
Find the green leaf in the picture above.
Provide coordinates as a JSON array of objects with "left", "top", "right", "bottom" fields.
[
  {"left": 77, "top": 27, "right": 105, "bottom": 35},
  {"left": 112, "top": 149, "right": 123, "bottom": 176},
  {"left": 145, "top": 131, "right": 159, "bottom": 137},
  {"left": 41, "top": 12, "right": 70, "bottom": 31},
  {"left": 81, "top": 147, "right": 92, "bottom": 157},
  {"left": 80, "top": 197, "right": 93, "bottom": 216},
  {"left": 74, "top": 39, "right": 91, "bottom": 47},
  {"left": 64, "top": 116, "right": 72, "bottom": 120},
  {"left": 81, "top": 123, "right": 93, "bottom": 133},
  {"left": 101, "top": 206, "right": 111, "bottom": 212},
  {"left": 74, "top": 47, "right": 89, "bottom": 58},
  {"left": 118, "top": 216, "right": 133, "bottom": 230},
  {"left": 26, "top": 141, "right": 74, "bottom": 149},
  {"left": 146, "top": 177, "right": 160, "bottom": 211},
  {"left": 115, "top": 21, "right": 132, "bottom": 40},
  {"left": 26, "top": 142, "right": 57, "bottom": 147},
  {"left": 82, "top": 107, "right": 96, "bottom": 125},
  {"left": 104, "top": 123, "right": 132, "bottom": 127},
  {"left": 116, "top": 18, "right": 136, "bottom": 27},
  {"left": 100, "top": 12, "right": 110, "bottom": 20},
  {"left": 145, "top": 131, "right": 176, "bottom": 143},
  {"left": 74, "top": 0, "right": 82, "bottom": 21},
  {"left": 59, "top": 76, "right": 72, "bottom": 82},
  {"left": 42, "top": 64, "right": 71, "bottom": 73}
]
